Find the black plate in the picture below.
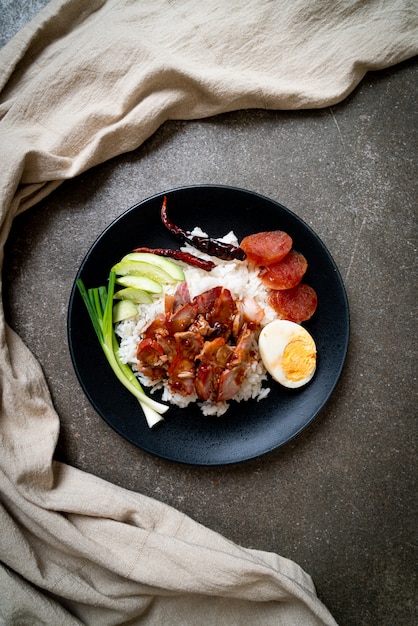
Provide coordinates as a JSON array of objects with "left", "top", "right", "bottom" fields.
[{"left": 68, "top": 185, "right": 349, "bottom": 465}]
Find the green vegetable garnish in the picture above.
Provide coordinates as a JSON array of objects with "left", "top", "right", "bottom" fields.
[
  {"left": 76, "top": 271, "right": 168, "bottom": 428},
  {"left": 112, "top": 299, "right": 138, "bottom": 323}
]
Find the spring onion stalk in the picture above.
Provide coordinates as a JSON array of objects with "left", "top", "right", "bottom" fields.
[{"left": 76, "top": 272, "right": 168, "bottom": 428}]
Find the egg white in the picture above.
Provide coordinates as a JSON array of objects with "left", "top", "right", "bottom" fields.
[{"left": 258, "top": 320, "right": 317, "bottom": 388}]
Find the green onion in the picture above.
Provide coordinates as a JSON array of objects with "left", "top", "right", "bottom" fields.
[{"left": 76, "top": 272, "right": 168, "bottom": 428}]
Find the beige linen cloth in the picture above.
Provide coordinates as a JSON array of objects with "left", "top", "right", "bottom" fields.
[{"left": 0, "top": 1, "right": 417, "bottom": 623}]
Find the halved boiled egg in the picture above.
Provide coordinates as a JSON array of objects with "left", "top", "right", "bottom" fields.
[{"left": 258, "top": 320, "right": 317, "bottom": 388}]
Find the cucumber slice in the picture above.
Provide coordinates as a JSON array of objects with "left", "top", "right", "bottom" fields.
[
  {"left": 113, "top": 287, "right": 153, "bottom": 304},
  {"left": 116, "top": 275, "right": 162, "bottom": 293},
  {"left": 111, "top": 260, "right": 176, "bottom": 284},
  {"left": 112, "top": 299, "right": 138, "bottom": 323},
  {"left": 119, "top": 252, "right": 185, "bottom": 281}
]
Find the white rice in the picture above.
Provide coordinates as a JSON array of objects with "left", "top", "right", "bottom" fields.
[{"left": 115, "top": 230, "right": 277, "bottom": 416}]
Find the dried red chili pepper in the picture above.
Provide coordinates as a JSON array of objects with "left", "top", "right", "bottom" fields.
[
  {"left": 132, "top": 247, "right": 216, "bottom": 271},
  {"left": 161, "top": 196, "right": 247, "bottom": 261}
]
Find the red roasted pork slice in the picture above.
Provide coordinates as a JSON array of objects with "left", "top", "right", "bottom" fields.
[
  {"left": 143, "top": 313, "right": 176, "bottom": 359},
  {"left": 195, "top": 337, "right": 233, "bottom": 401},
  {"left": 232, "top": 297, "right": 264, "bottom": 337},
  {"left": 240, "top": 230, "right": 292, "bottom": 266},
  {"left": 241, "top": 296, "right": 264, "bottom": 326},
  {"left": 173, "top": 281, "right": 191, "bottom": 309},
  {"left": 174, "top": 331, "right": 204, "bottom": 360},
  {"left": 194, "top": 363, "right": 213, "bottom": 402},
  {"left": 187, "top": 313, "right": 211, "bottom": 337},
  {"left": 192, "top": 286, "right": 237, "bottom": 339},
  {"left": 167, "top": 353, "right": 196, "bottom": 396},
  {"left": 259, "top": 250, "right": 308, "bottom": 290},
  {"left": 143, "top": 313, "right": 169, "bottom": 339},
  {"left": 165, "top": 282, "right": 191, "bottom": 316},
  {"left": 167, "top": 331, "right": 205, "bottom": 397},
  {"left": 192, "top": 286, "right": 222, "bottom": 317},
  {"left": 217, "top": 325, "right": 255, "bottom": 402},
  {"left": 136, "top": 338, "right": 166, "bottom": 380},
  {"left": 168, "top": 302, "right": 198, "bottom": 333},
  {"left": 207, "top": 288, "right": 237, "bottom": 339}
]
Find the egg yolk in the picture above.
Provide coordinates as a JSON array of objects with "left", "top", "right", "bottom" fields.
[{"left": 282, "top": 337, "right": 316, "bottom": 382}]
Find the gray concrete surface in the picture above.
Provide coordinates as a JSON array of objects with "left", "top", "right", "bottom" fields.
[{"left": 2, "top": 3, "right": 417, "bottom": 625}]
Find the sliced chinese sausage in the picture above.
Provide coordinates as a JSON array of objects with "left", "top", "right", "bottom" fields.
[
  {"left": 240, "top": 230, "right": 292, "bottom": 266},
  {"left": 259, "top": 250, "right": 308, "bottom": 290},
  {"left": 268, "top": 284, "right": 318, "bottom": 323}
]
